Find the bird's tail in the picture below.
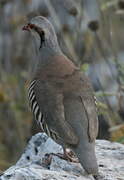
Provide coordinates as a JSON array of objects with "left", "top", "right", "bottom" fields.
[{"left": 72, "top": 140, "right": 98, "bottom": 175}]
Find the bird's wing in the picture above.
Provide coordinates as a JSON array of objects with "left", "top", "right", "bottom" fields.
[
  {"left": 63, "top": 90, "right": 98, "bottom": 174},
  {"left": 63, "top": 73, "right": 98, "bottom": 143},
  {"left": 33, "top": 79, "right": 79, "bottom": 145},
  {"left": 80, "top": 93, "right": 98, "bottom": 142},
  {"left": 80, "top": 75, "right": 98, "bottom": 142}
]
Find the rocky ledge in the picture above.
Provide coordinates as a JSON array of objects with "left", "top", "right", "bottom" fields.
[{"left": 0, "top": 133, "right": 124, "bottom": 180}]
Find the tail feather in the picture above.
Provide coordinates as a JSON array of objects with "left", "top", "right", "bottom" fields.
[
  {"left": 72, "top": 140, "right": 98, "bottom": 175},
  {"left": 64, "top": 96, "right": 98, "bottom": 175}
]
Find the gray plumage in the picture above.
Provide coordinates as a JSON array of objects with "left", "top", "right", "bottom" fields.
[{"left": 23, "top": 16, "right": 98, "bottom": 175}]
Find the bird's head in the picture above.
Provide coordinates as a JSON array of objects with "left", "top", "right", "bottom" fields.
[{"left": 23, "top": 16, "right": 60, "bottom": 55}]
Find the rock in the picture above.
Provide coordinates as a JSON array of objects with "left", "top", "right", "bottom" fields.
[{"left": 0, "top": 133, "right": 124, "bottom": 180}]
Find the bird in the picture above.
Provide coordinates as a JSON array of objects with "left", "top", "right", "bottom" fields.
[{"left": 23, "top": 16, "right": 99, "bottom": 175}]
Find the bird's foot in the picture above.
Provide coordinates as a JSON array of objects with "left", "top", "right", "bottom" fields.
[
  {"left": 52, "top": 149, "right": 79, "bottom": 163},
  {"left": 42, "top": 149, "right": 79, "bottom": 168},
  {"left": 64, "top": 148, "right": 79, "bottom": 163}
]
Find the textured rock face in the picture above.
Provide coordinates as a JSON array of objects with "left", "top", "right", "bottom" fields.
[{"left": 0, "top": 133, "right": 124, "bottom": 180}]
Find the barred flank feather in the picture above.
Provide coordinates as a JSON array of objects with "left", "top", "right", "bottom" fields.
[{"left": 28, "top": 80, "right": 58, "bottom": 141}]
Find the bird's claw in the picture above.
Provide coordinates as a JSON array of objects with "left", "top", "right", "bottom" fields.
[
  {"left": 51, "top": 151, "right": 79, "bottom": 163},
  {"left": 42, "top": 150, "right": 79, "bottom": 168}
]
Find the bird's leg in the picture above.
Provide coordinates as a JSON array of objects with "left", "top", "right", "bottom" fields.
[
  {"left": 63, "top": 148, "right": 79, "bottom": 163},
  {"left": 51, "top": 148, "right": 79, "bottom": 163},
  {"left": 42, "top": 148, "right": 79, "bottom": 167}
]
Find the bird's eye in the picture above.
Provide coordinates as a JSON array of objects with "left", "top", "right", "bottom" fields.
[{"left": 28, "top": 23, "right": 35, "bottom": 29}]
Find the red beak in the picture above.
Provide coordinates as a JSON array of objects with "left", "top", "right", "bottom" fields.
[{"left": 22, "top": 25, "right": 30, "bottom": 31}]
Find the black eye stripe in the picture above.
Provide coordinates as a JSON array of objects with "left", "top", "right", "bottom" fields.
[{"left": 39, "top": 31, "right": 45, "bottom": 49}]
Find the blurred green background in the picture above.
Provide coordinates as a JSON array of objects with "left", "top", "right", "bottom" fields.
[{"left": 0, "top": 0, "right": 124, "bottom": 171}]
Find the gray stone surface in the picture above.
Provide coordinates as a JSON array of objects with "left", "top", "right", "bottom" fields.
[{"left": 0, "top": 133, "right": 124, "bottom": 180}]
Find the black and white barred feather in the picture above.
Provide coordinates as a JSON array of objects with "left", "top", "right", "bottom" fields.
[{"left": 28, "top": 80, "right": 58, "bottom": 140}]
